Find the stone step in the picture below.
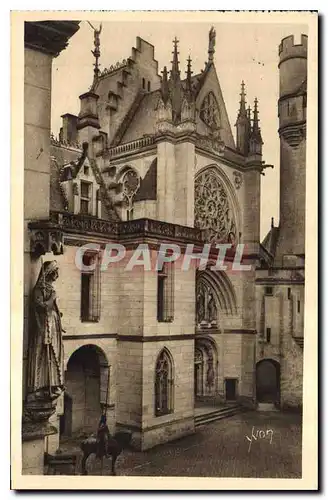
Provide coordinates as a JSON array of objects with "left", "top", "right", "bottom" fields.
[
  {"left": 195, "top": 405, "right": 243, "bottom": 427},
  {"left": 257, "top": 402, "right": 279, "bottom": 412},
  {"left": 293, "top": 337, "right": 304, "bottom": 349}
]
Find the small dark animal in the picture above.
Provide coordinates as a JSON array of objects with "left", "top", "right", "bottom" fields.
[{"left": 80, "top": 430, "right": 132, "bottom": 475}]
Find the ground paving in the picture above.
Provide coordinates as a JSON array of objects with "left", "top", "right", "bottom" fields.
[{"left": 70, "top": 411, "right": 302, "bottom": 478}]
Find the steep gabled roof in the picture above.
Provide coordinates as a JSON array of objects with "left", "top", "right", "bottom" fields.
[
  {"left": 261, "top": 226, "right": 280, "bottom": 258},
  {"left": 121, "top": 90, "right": 161, "bottom": 143}
]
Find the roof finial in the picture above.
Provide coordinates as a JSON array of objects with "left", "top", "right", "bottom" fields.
[
  {"left": 271, "top": 217, "right": 274, "bottom": 228},
  {"left": 208, "top": 26, "right": 216, "bottom": 64},
  {"left": 170, "top": 36, "right": 180, "bottom": 81},
  {"left": 87, "top": 21, "right": 102, "bottom": 90}
]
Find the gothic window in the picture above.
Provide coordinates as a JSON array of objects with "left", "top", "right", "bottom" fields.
[
  {"left": 200, "top": 92, "right": 221, "bottom": 130},
  {"left": 81, "top": 252, "right": 101, "bottom": 322},
  {"left": 157, "top": 262, "right": 174, "bottom": 322},
  {"left": 155, "top": 349, "right": 174, "bottom": 416},
  {"left": 121, "top": 168, "right": 140, "bottom": 221},
  {"left": 194, "top": 167, "right": 236, "bottom": 243}
]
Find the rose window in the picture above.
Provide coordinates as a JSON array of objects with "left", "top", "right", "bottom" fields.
[{"left": 194, "top": 168, "right": 236, "bottom": 243}]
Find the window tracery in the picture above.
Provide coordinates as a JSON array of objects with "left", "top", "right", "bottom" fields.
[
  {"left": 121, "top": 168, "right": 140, "bottom": 220},
  {"left": 194, "top": 167, "right": 236, "bottom": 243},
  {"left": 200, "top": 92, "right": 221, "bottom": 130}
]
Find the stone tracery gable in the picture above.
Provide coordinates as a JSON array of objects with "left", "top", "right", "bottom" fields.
[{"left": 194, "top": 167, "right": 237, "bottom": 243}]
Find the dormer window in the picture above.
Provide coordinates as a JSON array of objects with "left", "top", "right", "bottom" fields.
[
  {"left": 84, "top": 165, "right": 89, "bottom": 176},
  {"left": 80, "top": 180, "right": 92, "bottom": 215}
]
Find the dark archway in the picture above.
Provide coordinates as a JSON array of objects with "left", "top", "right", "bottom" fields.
[
  {"left": 61, "top": 344, "right": 109, "bottom": 437},
  {"left": 256, "top": 359, "right": 280, "bottom": 404}
]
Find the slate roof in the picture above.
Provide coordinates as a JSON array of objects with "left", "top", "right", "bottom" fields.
[{"left": 134, "top": 158, "right": 157, "bottom": 201}]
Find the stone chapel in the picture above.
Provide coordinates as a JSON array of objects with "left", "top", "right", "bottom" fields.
[{"left": 25, "top": 26, "right": 306, "bottom": 453}]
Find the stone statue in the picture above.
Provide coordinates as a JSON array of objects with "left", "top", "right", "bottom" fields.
[
  {"left": 27, "top": 260, "right": 64, "bottom": 400},
  {"left": 208, "top": 27, "right": 216, "bottom": 63},
  {"left": 207, "top": 291, "right": 217, "bottom": 323},
  {"left": 88, "top": 21, "right": 102, "bottom": 88},
  {"left": 196, "top": 286, "right": 206, "bottom": 324}
]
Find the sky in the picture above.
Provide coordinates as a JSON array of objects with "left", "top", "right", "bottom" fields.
[{"left": 51, "top": 19, "right": 308, "bottom": 240}]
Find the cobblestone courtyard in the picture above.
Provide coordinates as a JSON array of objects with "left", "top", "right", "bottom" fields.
[{"left": 72, "top": 411, "right": 302, "bottom": 478}]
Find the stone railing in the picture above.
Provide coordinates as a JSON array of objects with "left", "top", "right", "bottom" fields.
[
  {"left": 50, "top": 134, "right": 82, "bottom": 151},
  {"left": 99, "top": 59, "right": 128, "bottom": 77},
  {"left": 45, "top": 211, "right": 205, "bottom": 243},
  {"left": 108, "top": 136, "right": 155, "bottom": 159},
  {"left": 49, "top": 211, "right": 119, "bottom": 236}
]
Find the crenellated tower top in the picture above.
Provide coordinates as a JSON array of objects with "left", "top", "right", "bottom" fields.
[{"left": 278, "top": 34, "right": 308, "bottom": 66}]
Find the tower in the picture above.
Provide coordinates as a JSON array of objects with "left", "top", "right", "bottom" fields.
[{"left": 275, "top": 34, "right": 307, "bottom": 262}]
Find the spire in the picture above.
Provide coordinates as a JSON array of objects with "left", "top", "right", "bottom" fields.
[
  {"left": 170, "top": 37, "right": 180, "bottom": 81},
  {"left": 208, "top": 26, "right": 216, "bottom": 64},
  {"left": 169, "top": 37, "right": 183, "bottom": 124},
  {"left": 88, "top": 21, "right": 102, "bottom": 91},
  {"left": 253, "top": 97, "right": 260, "bottom": 132},
  {"left": 251, "top": 98, "right": 263, "bottom": 143},
  {"left": 185, "top": 55, "right": 193, "bottom": 95},
  {"left": 235, "top": 81, "right": 250, "bottom": 155},
  {"left": 249, "top": 97, "right": 263, "bottom": 156},
  {"left": 238, "top": 81, "right": 247, "bottom": 117},
  {"left": 161, "top": 66, "right": 169, "bottom": 104},
  {"left": 247, "top": 105, "right": 251, "bottom": 123}
]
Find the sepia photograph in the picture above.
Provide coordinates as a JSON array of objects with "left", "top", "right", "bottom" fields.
[{"left": 11, "top": 10, "right": 318, "bottom": 490}]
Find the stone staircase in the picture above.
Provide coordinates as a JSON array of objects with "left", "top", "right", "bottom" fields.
[
  {"left": 195, "top": 404, "right": 245, "bottom": 427},
  {"left": 293, "top": 337, "right": 304, "bottom": 349}
]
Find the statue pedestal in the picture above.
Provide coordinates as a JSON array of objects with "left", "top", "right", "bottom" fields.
[
  {"left": 22, "top": 421, "right": 57, "bottom": 475},
  {"left": 22, "top": 392, "right": 60, "bottom": 475}
]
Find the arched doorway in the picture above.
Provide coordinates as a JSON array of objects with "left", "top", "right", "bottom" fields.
[
  {"left": 256, "top": 359, "right": 280, "bottom": 404},
  {"left": 61, "top": 344, "right": 109, "bottom": 437},
  {"left": 194, "top": 337, "right": 218, "bottom": 399}
]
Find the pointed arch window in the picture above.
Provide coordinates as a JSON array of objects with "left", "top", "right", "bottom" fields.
[
  {"left": 155, "top": 349, "right": 174, "bottom": 416},
  {"left": 157, "top": 261, "right": 174, "bottom": 322}
]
